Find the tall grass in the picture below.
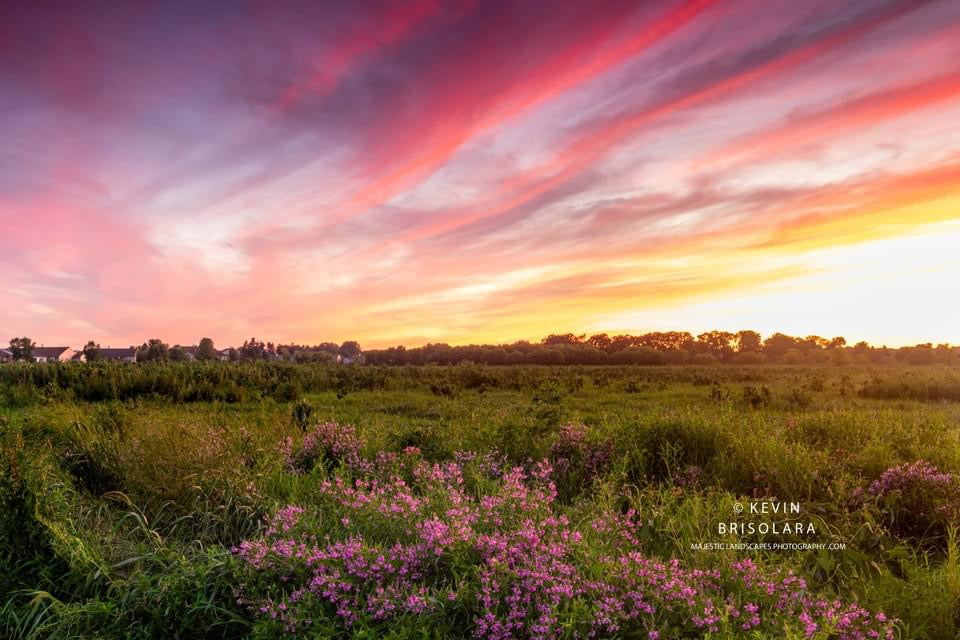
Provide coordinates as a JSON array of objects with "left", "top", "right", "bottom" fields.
[{"left": 1, "top": 364, "right": 959, "bottom": 637}]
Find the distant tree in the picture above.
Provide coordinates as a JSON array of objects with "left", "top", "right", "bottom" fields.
[
  {"left": 830, "top": 348, "right": 850, "bottom": 366},
  {"left": 317, "top": 342, "right": 340, "bottom": 356},
  {"left": 800, "top": 335, "right": 829, "bottom": 352},
  {"left": 934, "top": 344, "right": 956, "bottom": 364},
  {"left": 690, "top": 353, "right": 718, "bottom": 365},
  {"left": 828, "top": 336, "right": 847, "bottom": 349},
  {"left": 339, "top": 341, "right": 362, "bottom": 360},
  {"left": 529, "top": 345, "right": 566, "bottom": 364},
  {"left": 138, "top": 339, "right": 169, "bottom": 362},
  {"left": 696, "top": 331, "right": 736, "bottom": 361},
  {"left": 169, "top": 345, "right": 189, "bottom": 361},
  {"left": 82, "top": 341, "right": 102, "bottom": 362},
  {"left": 635, "top": 331, "right": 692, "bottom": 351},
  {"left": 197, "top": 337, "right": 217, "bottom": 361},
  {"left": 901, "top": 344, "right": 936, "bottom": 365},
  {"left": 735, "top": 330, "right": 762, "bottom": 353},
  {"left": 733, "top": 351, "right": 766, "bottom": 365},
  {"left": 609, "top": 335, "right": 636, "bottom": 352},
  {"left": 241, "top": 338, "right": 266, "bottom": 361},
  {"left": 587, "top": 333, "right": 612, "bottom": 352},
  {"left": 8, "top": 337, "right": 35, "bottom": 361},
  {"left": 781, "top": 348, "right": 805, "bottom": 365},
  {"left": 763, "top": 333, "right": 799, "bottom": 360},
  {"left": 541, "top": 334, "right": 584, "bottom": 345},
  {"left": 610, "top": 346, "right": 664, "bottom": 365}
]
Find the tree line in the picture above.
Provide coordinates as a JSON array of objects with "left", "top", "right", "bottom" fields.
[
  {"left": 363, "top": 331, "right": 958, "bottom": 366},
  {"left": 6, "top": 332, "right": 957, "bottom": 366}
]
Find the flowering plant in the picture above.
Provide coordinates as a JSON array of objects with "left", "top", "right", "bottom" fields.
[
  {"left": 865, "top": 460, "right": 959, "bottom": 543},
  {"left": 234, "top": 424, "right": 895, "bottom": 639}
]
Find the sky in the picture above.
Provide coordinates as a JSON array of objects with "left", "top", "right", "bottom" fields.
[{"left": 2, "top": 0, "right": 959, "bottom": 349}]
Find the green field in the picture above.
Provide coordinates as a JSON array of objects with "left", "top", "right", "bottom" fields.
[{"left": 2, "top": 363, "right": 960, "bottom": 639}]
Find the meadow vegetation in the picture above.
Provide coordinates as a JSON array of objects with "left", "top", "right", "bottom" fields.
[{"left": 2, "top": 362, "right": 960, "bottom": 638}]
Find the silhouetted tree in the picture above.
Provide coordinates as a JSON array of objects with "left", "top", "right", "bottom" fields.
[
  {"left": 587, "top": 333, "right": 612, "bottom": 352},
  {"left": 735, "top": 330, "right": 762, "bottom": 353},
  {"left": 800, "top": 335, "right": 829, "bottom": 352},
  {"left": 609, "top": 335, "right": 636, "bottom": 352},
  {"left": 8, "top": 337, "right": 35, "bottom": 361},
  {"left": 197, "top": 337, "right": 217, "bottom": 361},
  {"left": 542, "top": 334, "right": 584, "bottom": 345},
  {"left": 241, "top": 338, "right": 267, "bottom": 361},
  {"left": 339, "top": 341, "right": 362, "bottom": 361},
  {"left": 137, "top": 339, "right": 169, "bottom": 362},
  {"left": 828, "top": 336, "right": 847, "bottom": 349},
  {"left": 696, "top": 331, "right": 736, "bottom": 361},
  {"left": 82, "top": 341, "right": 102, "bottom": 362},
  {"left": 763, "top": 333, "right": 799, "bottom": 360}
]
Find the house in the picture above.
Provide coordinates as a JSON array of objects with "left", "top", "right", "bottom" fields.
[
  {"left": 0, "top": 348, "right": 12, "bottom": 362},
  {"left": 217, "top": 349, "right": 232, "bottom": 362},
  {"left": 99, "top": 347, "right": 138, "bottom": 363},
  {"left": 32, "top": 346, "right": 76, "bottom": 363}
]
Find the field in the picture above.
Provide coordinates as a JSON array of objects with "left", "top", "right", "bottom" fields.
[{"left": 2, "top": 363, "right": 960, "bottom": 639}]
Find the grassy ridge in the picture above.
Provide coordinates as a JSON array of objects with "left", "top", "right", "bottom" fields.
[{"left": 1, "top": 365, "right": 959, "bottom": 638}]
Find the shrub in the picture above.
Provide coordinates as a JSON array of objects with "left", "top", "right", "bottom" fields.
[
  {"left": 290, "top": 398, "right": 315, "bottom": 433},
  {"left": 387, "top": 425, "right": 452, "bottom": 462},
  {"left": 864, "top": 460, "right": 960, "bottom": 545},
  {"left": 548, "top": 423, "right": 613, "bottom": 502},
  {"left": 733, "top": 351, "right": 766, "bottom": 365},
  {"left": 742, "top": 385, "right": 771, "bottom": 408},
  {"left": 629, "top": 420, "right": 724, "bottom": 485},
  {"left": 281, "top": 422, "right": 366, "bottom": 474}
]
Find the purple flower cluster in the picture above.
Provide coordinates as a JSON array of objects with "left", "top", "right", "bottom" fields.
[
  {"left": 865, "top": 460, "right": 959, "bottom": 541},
  {"left": 548, "top": 423, "right": 613, "bottom": 500},
  {"left": 280, "top": 422, "right": 368, "bottom": 474},
  {"left": 237, "top": 424, "right": 895, "bottom": 638},
  {"left": 868, "top": 460, "right": 954, "bottom": 497}
]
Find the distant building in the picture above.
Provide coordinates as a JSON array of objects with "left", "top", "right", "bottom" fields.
[
  {"left": 32, "top": 346, "right": 75, "bottom": 363},
  {"left": 0, "top": 348, "right": 12, "bottom": 362},
  {"left": 98, "top": 347, "right": 138, "bottom": 363}
]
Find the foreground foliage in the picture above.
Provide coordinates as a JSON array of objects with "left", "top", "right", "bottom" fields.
[{"left": 1, "top": 364, "right": 959, "bottom": 638}]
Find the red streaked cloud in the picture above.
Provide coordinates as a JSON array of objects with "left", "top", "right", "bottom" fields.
[{"left": 2, "top": 0, "right": 959, "bottom": 348}]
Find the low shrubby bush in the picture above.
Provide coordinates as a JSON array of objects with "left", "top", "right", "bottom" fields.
[
  {"left": 858, "top": 373, "right": 960, "bottom": 402},
  {"left": 858, "top": 460, "right": 960, "bottom": 545},
  {"left": 627, "top": 419, "right": 726, "bottom": 486},
  {"left": 548, "top": 423, "right": 613, "bottom": 502},
  {"left": 387, "top": 424, "right": 454, "bottom": 462},
  {"left": 280, "top": 421, "right": 367, "bottom": 474},
  {"left": 290, "top": 398, "right": 315, "bottom": 432}
]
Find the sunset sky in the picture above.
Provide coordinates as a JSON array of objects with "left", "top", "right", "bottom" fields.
[{"left": 2, "top": 0, "right": 959, "bottom": 349}]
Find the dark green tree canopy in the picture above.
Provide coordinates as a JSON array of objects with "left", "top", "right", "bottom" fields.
[{"left": 8, "top": 337, "right": 35, "bottom": 361}]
